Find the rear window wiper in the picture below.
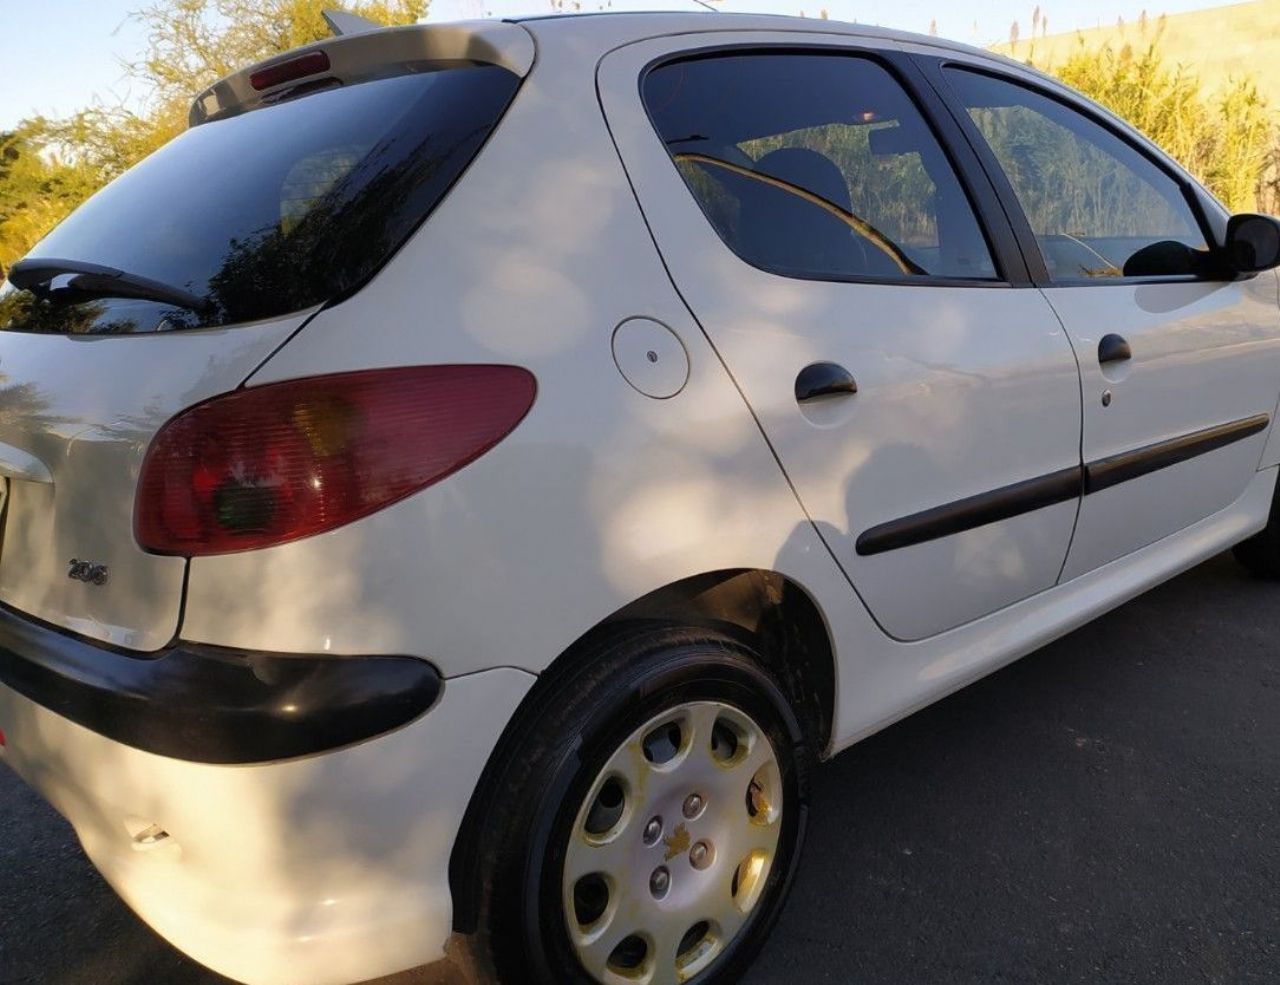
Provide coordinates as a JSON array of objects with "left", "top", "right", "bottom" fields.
[{"left": 7, "top": 258, "right": 212, "bottom": 315}]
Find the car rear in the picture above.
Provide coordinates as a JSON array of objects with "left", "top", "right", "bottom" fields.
[{"left": 0, "top": 21, "right": 539, "bottom": 985}]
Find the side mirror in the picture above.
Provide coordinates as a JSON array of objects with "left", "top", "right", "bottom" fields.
[{"left": 1226, "top": 213, "right": 1280, "bottom": 273}]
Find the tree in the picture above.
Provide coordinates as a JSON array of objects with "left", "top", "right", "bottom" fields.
[
  {"left": 0, "top": 128, "right": 102, "bottom": 277},
  {"left": 132, "top": 0, "right": 428, "bottom": 108},
  {"left": 0, "top": 0, "right": 427, "bottom": 274}
]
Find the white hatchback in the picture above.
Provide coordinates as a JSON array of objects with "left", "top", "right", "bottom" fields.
[{"left": 2, "top": 12, "right": 1280, "bottom": 985}]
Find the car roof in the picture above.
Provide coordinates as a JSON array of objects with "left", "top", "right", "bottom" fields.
[
  {"left": 193, "top": 13, "right": 1048, "bottom": 128},
  {"left": 498, "top": 10, "right": 1220, "bottom": 222},
  {"left": 507, "top": 10, "right": 1031, "bottom": 72}
]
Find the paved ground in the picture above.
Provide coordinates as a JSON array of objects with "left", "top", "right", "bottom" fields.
[{"left": 2, "top": 552, "right": 1278, "bottom": 985}]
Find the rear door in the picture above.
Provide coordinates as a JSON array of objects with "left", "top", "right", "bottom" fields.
[
  {"left": 599, "top": 35, "right": 1084, "bottom": 641},
  {"left": 936, "top": 62, "right": 1280, "bottom": 579}
]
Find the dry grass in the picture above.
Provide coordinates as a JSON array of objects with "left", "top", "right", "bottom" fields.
[
  {"left": 997, "top": 0, "right": 1280, "bottom": 105},
  {"left": 994, "top": 0, "right": 1280, "bottom": 212}
]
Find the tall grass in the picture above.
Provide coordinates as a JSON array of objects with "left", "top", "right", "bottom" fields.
[{"left": 1019, "top": 35, "right": 1277, "bottom": 213}]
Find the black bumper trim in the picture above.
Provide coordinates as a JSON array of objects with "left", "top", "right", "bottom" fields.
[{"left": 0, "top": 605, "right": 442, "bottom": 764}]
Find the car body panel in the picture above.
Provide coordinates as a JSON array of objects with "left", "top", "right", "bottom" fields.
[
  {"left": 597, "top": 32, "right": 1085, "bottom": 641},
  {"left": 0, "top": 314, "right": 309, "bottom": 650},
  {"left": 1261, "top": 272, "right": 1280, "bottom": 468},
  {"left": 178, "top": 17, "right": 859, "bottom": 687},
  {"left": 1049, "top": 276, "right": 1280, "bottom": 578},
  {"left": 827, "top": 465, "right": 1277, "bottom": 747},
  {"left": 0, "top": 664, "right": 534, "bottom": 985},
  {"left": 911, "top": 53, "right": 1280, "bottom": 579}
]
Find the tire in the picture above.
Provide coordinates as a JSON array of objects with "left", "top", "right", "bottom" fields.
[
  {"left": 468, "top": 623, "right": 813, "bottom": 985},
  {"left": 1234, "top": 485, "right": 1280, "bottom": 578}
]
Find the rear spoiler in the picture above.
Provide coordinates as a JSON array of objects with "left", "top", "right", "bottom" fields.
[{"left": 189, "top": 20, "right": 535, "bottom": 126}]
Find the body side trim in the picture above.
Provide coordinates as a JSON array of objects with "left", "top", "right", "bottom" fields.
[
  {"left": 857, "top": 414, "right": 1270, "bottom": 555},
  {"left": 1085, "top": 414, "right": 1271, "bottom": 493},
  {"left": 856, "top": 466, "right": 1082, "bottom": 556}
]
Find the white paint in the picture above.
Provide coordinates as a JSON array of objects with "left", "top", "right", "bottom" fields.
[
  {"left": 0, "top": 667, "right": 535, "bottom": 985},
  {"left": 612, "top": 317, "right": 691, "bottom": 399}
]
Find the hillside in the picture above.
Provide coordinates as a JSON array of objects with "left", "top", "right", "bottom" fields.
[{"left": 995, "top": 0, "right": 1280, "bottom": 104}]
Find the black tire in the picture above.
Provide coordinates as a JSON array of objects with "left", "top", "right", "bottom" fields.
[
  {"left": 467, "top": 623, "right": 813, "bottom": 985},
  {"left": 1234, "top": 486, "right": 1280, "bottom": 578}
]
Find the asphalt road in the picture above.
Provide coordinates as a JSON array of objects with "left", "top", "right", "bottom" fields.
[{"left": 2, "top": 552, "right": 1278, "bottom": 985}]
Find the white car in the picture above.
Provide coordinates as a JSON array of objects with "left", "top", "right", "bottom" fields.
[{"left": 2, "top": 12, "right": 1280, "bottom": 985}]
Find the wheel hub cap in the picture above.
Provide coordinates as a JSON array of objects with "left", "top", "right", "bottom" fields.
[{"left": 562, "top": 701, "right": 784, "bottom": 984}]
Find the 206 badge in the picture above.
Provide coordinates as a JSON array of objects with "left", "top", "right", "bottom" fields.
[{"left": 68, "top": 559, "right": 108, "bottom": 586}]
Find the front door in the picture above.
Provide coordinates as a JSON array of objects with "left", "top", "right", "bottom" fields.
[
  {"left": 600, "top": 37, "right": 1084, "bottom": 640},
  {"left": 939, "top": 64, "right": 1280, "bottom": 580}
]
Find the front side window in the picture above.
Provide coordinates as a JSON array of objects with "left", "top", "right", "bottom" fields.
[
  {"left": 944, "top": 67, "right": 1209, "bottom": 281},
  {"left": 643, "top": 52, "right": 998, "bottom": 283}
]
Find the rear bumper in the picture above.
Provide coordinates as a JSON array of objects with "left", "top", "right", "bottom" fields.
[
  {"left": 0, "top": 603, "right": 442, "bottom": 763},
  {"left": 0, "top": 618, "right": 535, "bottom": 985}
]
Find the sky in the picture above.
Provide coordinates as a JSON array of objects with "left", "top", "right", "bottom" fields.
[{"left": 0, "top": 0, "right": 1250, "bottom": 131}]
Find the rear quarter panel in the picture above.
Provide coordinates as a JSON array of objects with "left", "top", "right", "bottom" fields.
[{"left": 177, "top": 23, "right": 861, "bottom": 691}]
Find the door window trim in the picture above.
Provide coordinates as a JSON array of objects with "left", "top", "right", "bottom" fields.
[
  {"left": 917, "top": 57, "right": 1233, "bottom": 288},
  {"left": 635, "top": 42, "right": 1034, "bottom": 290}
]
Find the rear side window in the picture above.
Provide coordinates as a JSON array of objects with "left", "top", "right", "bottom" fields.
[
  {"left": 1, "top": 63, "right": 519, "bottom": 334},
  {"left": 642, "top": 51, "right": 998, "bottom": 283},
  {"left": 944, "top": 68, "right": 1208, "bottom": 281}
]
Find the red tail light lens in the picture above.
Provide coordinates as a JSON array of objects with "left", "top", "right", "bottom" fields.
[
  {"left": 135, "top": 366, "right": 536, "bottom": 556},
  {"left": 250, "top": 50, "right": 331, "bottom": 91}
]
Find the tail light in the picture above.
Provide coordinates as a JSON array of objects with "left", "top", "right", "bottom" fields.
[
  {"left": 135, "top": 365, "right": 536, "bottom": 556},
  {"left": 250, "top": 50, "right": 331, "bottom": 91}
]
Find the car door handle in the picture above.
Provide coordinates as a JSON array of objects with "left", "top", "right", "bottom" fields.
[
  {"left": 1098, "top": 333, "right": 1132, "bottom": 364},
  {"left": 795, "top": 362, "right": 858, "bottom": 403}
]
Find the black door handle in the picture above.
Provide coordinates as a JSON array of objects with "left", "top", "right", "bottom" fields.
[
  {"left": 795, "top": 362, "right": 858, "bottom": 403},
  {"left": 1098, "top": 333, "right": 1132, "bottom": 364}
]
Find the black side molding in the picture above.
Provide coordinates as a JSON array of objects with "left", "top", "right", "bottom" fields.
[
  {"left": 857, "top": 413, "right": 1271, "bottom": 556},
  {"left": 856, "top": 467, "right": 1082, "bottom": 556},
  {"left": 1085, "top": 414, "right": 1271, "bottom": 493},
  {"left": 0, "top": 605, "right": 441, "bottom": 764}
]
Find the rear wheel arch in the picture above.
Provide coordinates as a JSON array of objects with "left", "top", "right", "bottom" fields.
[{"left": 447, "top": 568, "right": 836, "bottom": 937}]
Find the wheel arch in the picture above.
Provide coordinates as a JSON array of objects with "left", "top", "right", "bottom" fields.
[{"left": 447, "top": 567, "right": 835, "bottom": 935}]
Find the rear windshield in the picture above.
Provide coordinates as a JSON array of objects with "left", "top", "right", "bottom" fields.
[{"left": 0, "top": 62, "right": 519, "bottom": 334}]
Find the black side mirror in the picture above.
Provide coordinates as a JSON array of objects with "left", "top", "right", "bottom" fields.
[{"left": 1226, "top": 213, "right": 1280, "bottom": 273}]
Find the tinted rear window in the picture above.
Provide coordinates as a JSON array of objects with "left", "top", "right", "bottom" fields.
[{"left": 1, "top": 62, "right": 519, "bottom": 334}]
